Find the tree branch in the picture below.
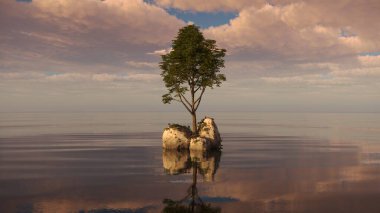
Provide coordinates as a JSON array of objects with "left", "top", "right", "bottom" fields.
[
  {"left": 194, "top": 87, "right": 206, "bottom": 111},
  {"left": 194, "top": 87, "right": 205, "bottom": 105},
  {"left": 178, "top": 94, "right": 192, "bottom": 113},
  {"left": 194, "top": 86, "right": 201, "bottom": 93},
  {"left": 179, "top": 93, "right": 192, "bottom": 109}
]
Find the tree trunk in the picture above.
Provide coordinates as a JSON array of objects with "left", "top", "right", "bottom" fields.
[{"left": 191, "top": 112, "right": 197, "bottom": 135}]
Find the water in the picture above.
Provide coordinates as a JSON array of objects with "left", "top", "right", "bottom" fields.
[{"left": 1, "top": 112, "right": 380, "bottom": 212}]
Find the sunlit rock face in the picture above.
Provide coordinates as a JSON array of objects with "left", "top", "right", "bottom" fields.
[
  {"left": 162, "top": 124, "right": 192, "bottom": 150},
  {"left": 198, "top": 117, "right": 221, "bottom": 149},
  {"left": 189, "top": 137, "right": 211, "bottom": 151},
  {"left": 162, "top": 149, "right": 191, "bottom": 175},
  {"left": 162, "top": 117, "right": 221, "bottom": 151}
]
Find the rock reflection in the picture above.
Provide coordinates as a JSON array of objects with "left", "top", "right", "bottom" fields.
[
  {"left": 162, "top": 149, "right": 192, "bottom": 175},
  {"left": 162, "top": 150, "right": 223, "bottom": 212},
  {"left": 162, "top": 149, "right": 221, "bottom": 181},
  {"left": 190, "top": 150, "right": 221, "bottom": 182}
]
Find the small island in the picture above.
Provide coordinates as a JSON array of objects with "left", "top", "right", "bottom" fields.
[
  {"left": 162, "top": 117, "right": 222, "bottom": 151},
  {"left": 158, "top": 25, "right": 226, "bottom": 152}
]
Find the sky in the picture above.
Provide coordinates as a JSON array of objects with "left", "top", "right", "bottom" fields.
[{"left": 0, "top": 0, "right": 379, "bottom": 112}]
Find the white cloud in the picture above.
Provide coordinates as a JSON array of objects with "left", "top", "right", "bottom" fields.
[
  {"left": 332, "top": 67, "right": 380, "bottom": 78},
  {"left": 0, "top": 72, "right": 45, "bottom": 80},
  {"left": 203, "top": 1, "right": 380, "bottom": 62},
  {"left": 339, "top": 36, "right": 368, "bottom": 51},
  {"left": 19, "top": 31, "right": 76, "bottom": 47},
  {"left": 147, "top": 48, "right": 172, "bottom": 55},
  {"left": 126, "top": 73, "right": 161, "bottom": 81},
  {"left": 261, "top": 75, "right": 353, "bottom": 86},
  {"left": 46, "top": 73, "right": 88, "bottom": 82},
  {"left": 0, "top": 0, "right": 185, "bottom": 74},
  {"left": 358, "top": 55, "right": 380, "bottom": 67},
  {"left": 92, "top": 73, "right": 122, "bottom": 82},
  {"left": 28, "top": 0, "right": 185, "bottom": 45},
  {"left": 0, "top": 72, "right": 161, "bottom": 83},
  {"left": 125, "top": 60, "right": 158, "bottom": 68},
  {"left": 204, "top": 3, "right": 348, "bottom": 58},
  {"left": 296, "top": 62, "right": 340, "bottom": 71},
  {"left": 261, "top": 65, "right": 380, "bottom": 87}
]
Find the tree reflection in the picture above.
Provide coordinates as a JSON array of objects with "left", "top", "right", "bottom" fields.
[{"left": 162, "top": 150, "right": 222, "bottom": 213}]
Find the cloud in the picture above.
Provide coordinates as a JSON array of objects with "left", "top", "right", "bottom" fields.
[
  {"left": 0, "top": 0, "right": 184, "bottom": 73},
  {"left": 203, "top": 3, "right": 366, "bottom": 60},
  {"left": 260, "top": 65, "right": 380, "bottom": 88},
  {"left": 2, "top": 0, "right": 379, "bottom": 78},
  {"left": 147, "top": 48, "right": 172, "bottom": 55},
  {"left": 0, "top": 71, "right": 161, "bottom": 83},
  {"left": 358, "top": 55, "right": 380, "bottom": 67},
  {"left": 125, "top": 60, "right": 158, "bottom": 68},
  {"left": 29, "top": 0, "right": 184, "bottom": 44},
  {"left": 1, "top": 0, "right": 380, "bottom": 112},
  {"left": 296, "top": 62, "right": 340, "bottom": 71},
  {"left": 196, "top": 0, "right": 380, "bottom": 94},
  {"left": 19, "top": 31, "right": 76, "bottom": 47},
  {"left": 332, "top": 67, "right": 380, "bottom": 78},
  {"left": 261, "top": 75, "right": 353, "bottom": 87},
  {"left": 0, "top": 72, "right": 45, "bottom": 80},
  {"left": 46, "top": 73, "right": 90, "bottom": 82},
  {"left": 125, "top": 73, "right": 161, "bottom": 81}
]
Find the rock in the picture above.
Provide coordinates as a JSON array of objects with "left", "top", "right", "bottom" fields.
[
  {"left": 162, "top": 124, "right": 192, "bottom": 150},
  {"left": 198, "top": 117, "right": 221, "bottom": 149},
  {"left": 162, "top": 117, "right": 222, "bottom": 150},
  {"left": 162, "top": 149, "right": 191, "bottom": 175},
  {"left": 189, "top": 137, "right": 211, "bottom": 151}
]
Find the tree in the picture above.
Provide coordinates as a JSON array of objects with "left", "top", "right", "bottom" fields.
[{"left": 160, "top": 25, "right": 226, "bottom": 134}]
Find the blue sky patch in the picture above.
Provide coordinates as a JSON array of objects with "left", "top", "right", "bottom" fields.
[
  {"left": 143, "top": 0, "right": 237, "bottom": 28},
  {"left": 166, "top": 8, "right": 237, "bottom": 28}
]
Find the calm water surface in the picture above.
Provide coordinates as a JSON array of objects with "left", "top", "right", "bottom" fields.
[{"left": 1, "top": 112, "right": 380, "bottom": 212}]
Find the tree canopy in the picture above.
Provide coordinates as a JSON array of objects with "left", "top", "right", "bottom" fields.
[{"left": 160, "top": 25, "right": 226, "bottom": 133}]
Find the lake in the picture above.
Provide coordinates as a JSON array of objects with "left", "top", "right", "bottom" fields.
[{"left": 1, "top": 112, "right": 380, "bottom": 212}]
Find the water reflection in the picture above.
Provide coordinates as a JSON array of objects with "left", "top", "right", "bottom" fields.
[
  {"left": 162, "top": 150, "right": 227, "bottom": 212},
  {"left": 162, "top": 150, "right": 191, "bottom": 175},
  {"left": 2, "top": 127, "right": 380, "bottom": 212},
  {"left": 162, "top": 150, "right": 221, "bottom": 182}
]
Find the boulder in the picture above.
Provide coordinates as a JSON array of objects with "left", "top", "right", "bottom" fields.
[
  {"left": 162, "top": 124, "right": 192, "bottom": 150},
  {"left": 198, "top": 117, "right": 222, "bottom": 149},
  {"left": 189, "top": 137, "right": 211, "bottom": 151},
  {"left": 162, "top": 117, "right": 222, "bottom": 150}
]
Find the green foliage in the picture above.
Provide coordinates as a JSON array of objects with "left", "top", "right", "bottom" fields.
[{"left": 160, "top": 25, "right": 226, "bottom": 108}]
